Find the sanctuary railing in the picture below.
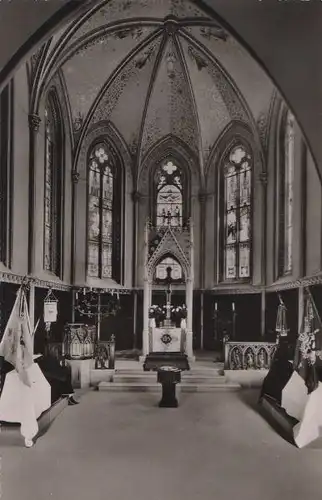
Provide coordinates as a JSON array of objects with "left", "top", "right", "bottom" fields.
[
  {"left": 63, "top": 323, "right": 97, "bottom": 360},
  {"left": 224, "top": 340, "right": 277, "bottom": 370}
]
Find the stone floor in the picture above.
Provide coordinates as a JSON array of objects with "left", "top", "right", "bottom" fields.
[{"left": 1, "top": 389, "right": 322, "bottom": 500}]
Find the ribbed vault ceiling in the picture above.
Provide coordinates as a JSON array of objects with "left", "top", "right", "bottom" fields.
[{"left": 37, "top": 0, "right": 276, "bottom": 168}]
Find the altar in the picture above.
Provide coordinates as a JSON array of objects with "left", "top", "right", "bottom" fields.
[
  {"left": 141, "top": 219, "right": 195, "bottom": 364},
  {"left": 151, "top": 327, "right": 184, "bottom": 353}
]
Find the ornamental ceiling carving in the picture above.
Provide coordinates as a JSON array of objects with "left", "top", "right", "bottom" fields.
[{"left": 32, "top": 0, "right": 275, "bottom": 173}]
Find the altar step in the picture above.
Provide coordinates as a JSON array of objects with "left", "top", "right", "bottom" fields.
[
  {"left": 113, "top": 373, "right": 225, "bottom": 385},
  {"left": 98, "top": 381, "right": 240, "bottom": 393},
  {"left": 114, "top": 365, "right": 224, "bottom": 377},
  {"left": 97, "top": 366, "right": 240, "bottom": 393}
]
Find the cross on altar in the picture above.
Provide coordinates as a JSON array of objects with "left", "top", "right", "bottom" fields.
[
  {"left": 165, "top": 266, "right": 173, "bottom": 319},
  {"left": 165, "top": 299, "right": 172, "bottom": 320}
]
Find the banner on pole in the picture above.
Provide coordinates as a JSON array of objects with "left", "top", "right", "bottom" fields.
[{"left": 44, "top": 301, "right": 58, "bottom": 323}]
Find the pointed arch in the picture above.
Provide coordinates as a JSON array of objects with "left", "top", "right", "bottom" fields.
[
  {"left": 276, "top": 104, "right": 295, "bottom": 277},
  {"left": 206, "top": 121, "right": 264, "bottom": 284},
  {"left": 148, "top": 246, "right": 189, "bottom": 281},
  {"left": 154, "top": 253, "right": 184, "bottom": 283},
  {"left": 139, "top": 134, "right": 200, "bottom": 191},
  {"left": 138, "top": 135, "right": 200, "bottom": 229},
  {"left": 220, "top": 140, "right": 253, "bottom": 281},
  {"left": 75, "top": 120, "right": 133, "bottom": 286},
  {"left": 43, "top": 86, "right": 64, "bottom": 276},
  {"left": 147, "top": 226, "right": 190, "bottom": 280},
  {"left": 86, "top": 136, "right": 123, "bottom": 282}
]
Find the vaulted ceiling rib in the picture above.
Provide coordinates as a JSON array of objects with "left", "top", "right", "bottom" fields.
[{"left": 32, "top": 0, "right": 276, "bottom": 177}]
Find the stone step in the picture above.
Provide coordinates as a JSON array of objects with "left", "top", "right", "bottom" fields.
[
  {"left": 98, "top": 381, "right": 240, "bottom": 393},
  {"left": 113, "top": 374, "right": 226, "bottom": 384},
  {"left": 115, "top": 368, "right": 223, "bottom": 376},
  {"left": 99, "top": 382, "right": 161, "bottom": 392},
  {"left": 181, "top": 383, "right": 240, "bottom": 392}
]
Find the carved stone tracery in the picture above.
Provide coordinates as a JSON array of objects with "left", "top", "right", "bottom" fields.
[
  {"left": 28, "top": 114, "right": 41, "bottom": 132},
  {"left": 146, "top": 225, "right": 191, "bottom": 280}
]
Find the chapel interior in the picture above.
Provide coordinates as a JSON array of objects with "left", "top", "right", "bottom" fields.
[{"left": 1, "top": 1, "right": 322, "bottom": 499}]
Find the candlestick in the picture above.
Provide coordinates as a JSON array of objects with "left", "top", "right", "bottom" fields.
[{"left": 232, "top": 302, "right": 235, "bottom": 312}]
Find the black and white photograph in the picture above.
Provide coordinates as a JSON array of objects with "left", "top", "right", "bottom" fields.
[{"left": 1, "top": 0, "right": 322, "bottom": 498}]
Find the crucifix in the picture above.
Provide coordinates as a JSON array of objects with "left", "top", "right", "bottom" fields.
[{"left": 165, "top": 266, "right": 173, "bottom": 321}]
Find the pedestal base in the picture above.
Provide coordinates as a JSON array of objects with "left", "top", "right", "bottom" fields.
[{"left": 159, "top": 383, "right": 178, "bottom": 408}]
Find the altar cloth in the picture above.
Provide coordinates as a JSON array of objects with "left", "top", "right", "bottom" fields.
[
  {"left": 152, "top": 328, "right": 182, "bottom": 352},
  {"left": 281, "top": 372, "right": 322, "bottom": 448},
  {"left": 0, "top": 363, "right": 51, "bottom": 441},
  {"left": 293, "top": 382, "right": 322, "bottom": 448}
]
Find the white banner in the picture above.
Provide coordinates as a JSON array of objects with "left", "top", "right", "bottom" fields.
[{"left": 44, "top": 301, "right": 58, "bottom": 323}]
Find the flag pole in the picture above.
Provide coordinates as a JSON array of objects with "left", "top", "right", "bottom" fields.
[{"left": 305, "top": 286, "right": 322, "bottom": 332}]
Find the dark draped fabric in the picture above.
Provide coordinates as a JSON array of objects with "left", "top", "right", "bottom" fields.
[
  {"left": 260, "top": 339, "right": 294, "bottom": 405},
  {"left": 36, "top": 355, "right": 74, "bottom": 404},
  {"left": 1, "top": 355, "right": 73, "bottom": 405},
  {"left": 0, "top": 357, "right": 15, "bottom": 396}
]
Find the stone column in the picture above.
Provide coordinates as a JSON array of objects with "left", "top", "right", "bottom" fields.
[
  {"left": 131, "top": 190, "right": 141, "bottom": 287},
  {"left": 142, "top": 278, "right": 150, "bottom": 356},
  {"left": 28, "top": 113, "right": 41, "bottom": 274},
  {"left": 198, "top": 191, "right": 207, "bottom": 289},
  {"left": 71, "top": 288, "right": 76, "bottom": 323},
  {"left": 28, "top": 282, "right": 35, "bottom": 336},
  {"left": 298, "top": 286, "right": 304, "bottom": 333},
  {"left": 186, "top": 219, "right": 195, "bottom": 361},
  {"left": 71, "top": 171, "right": 80, "bottom": 284},
  {"left": 261, "top": 290, "right": 266, "bottom": 337},
  {"left": 149, "top": 282, "right": 153, "bottom": 309},
  {"left": 200, "top": 291, "right": 204, "bottom": 350},
  {"left": 185, "top": 277, "right": 194, "bottom": 360},
  {"left": 133, "top": 291, "right": 138, "bottom": 349},
  {"left": 140, "top": 219, "right": 151, "bottom": 360},
  {"left": 259, "top": 171, "right": 268, "bottom": 284}
]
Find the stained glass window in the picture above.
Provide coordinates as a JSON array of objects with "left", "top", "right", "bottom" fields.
[
  {"left": 44, "top": 92, "right": 63, "bottom": 275},
  {"left": 155, "top": 160, "right": 183, "bottom": 227},
  {"left": 0, "top": 83, "right": 12, "bottom": 267},
  {"left": 279, "top": 111, "right": 294, "bottom": 275},
  {"left": 155, "top": 257, "right": 183, "bottom": 281},
  {"left": 223, "top": 145, "right": 252, "bottom": 280},
  {"left": 87, "top": 142, "right": 116, "bottom": 279}
]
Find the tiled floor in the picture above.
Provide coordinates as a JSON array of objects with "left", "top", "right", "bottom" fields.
[{"left": 1, "top": 389, "right": 322, "bottom": 500}]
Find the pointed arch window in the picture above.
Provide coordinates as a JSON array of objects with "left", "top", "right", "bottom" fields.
[
  {"left": 44, "top": 90, "right": 63, "bottom": 275},
  {"left": 0, "top": 81, "right": 13, "bottom": 268},
  {"left": 154, "top": 160, "right": 186, "bottom": 227},
  {"left": 155, "top": 256, "right": 183, "bottom": 283},
  {"left": 87, "top": 141, "right": 122, "bottom": 281},
  {"left": 221, "top": 144, "right": 252, "bottom": 281},
  {"left": 278, "top": 110, "right": 294, "bottom": 275}
]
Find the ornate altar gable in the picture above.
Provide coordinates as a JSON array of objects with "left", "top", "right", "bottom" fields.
[{"left": 147, "top": 223, "right": 191, "bottom": 276}]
